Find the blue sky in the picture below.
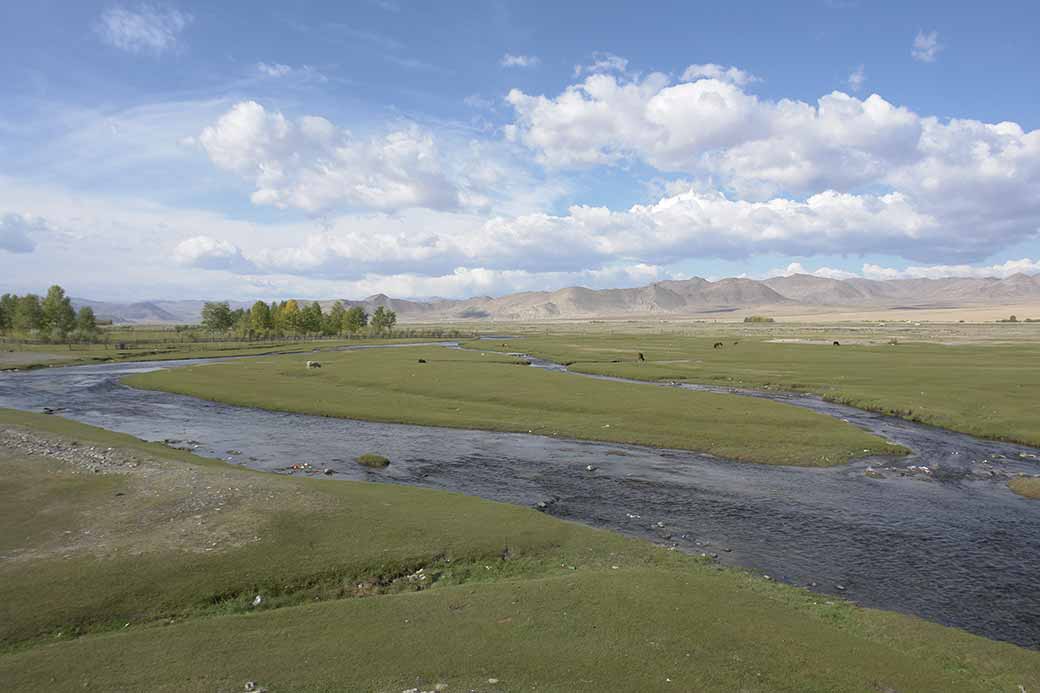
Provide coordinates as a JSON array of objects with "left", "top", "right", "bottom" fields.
[{"left": 2, "top": 0, "right": 1039, "bottom": 300}]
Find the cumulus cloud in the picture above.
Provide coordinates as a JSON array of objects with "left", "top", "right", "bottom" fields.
[
  {"left": 500, "top": 53, "right": 540, "bottom": 68},
  {"left": 912, "top": 30, "right": 942, "bottom": 63},
  {"left": 172, "top": 186, "right": 947, "bottom": 283},
  {"left": 0, "top": 213, "right": 45, "bottom": 253},
  {"left": 681, "top": 64, "right": 759, "bottom": 87},
  {"left": 197, "top": 101, "right": 464, "bottom": 213},
  {"left": 95, "top": 3, "right": 192, "bottom": 55},
  {"left": 505, "top": 66, "right": 1040, "bottom": 261}
]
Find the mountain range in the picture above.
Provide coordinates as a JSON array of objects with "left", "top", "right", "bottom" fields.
[{"left": 71, "top": 273, "right": 1040, "bottom": 324}]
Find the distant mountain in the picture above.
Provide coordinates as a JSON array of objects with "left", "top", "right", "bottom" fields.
[
  {"left": 70, "top": 299, "right": 251, "bottom": 324},
  {"left": 69, "top": 272, "right": 1040, "bottom": 324}
]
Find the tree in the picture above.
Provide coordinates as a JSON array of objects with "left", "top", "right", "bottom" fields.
[
  {"left": 201, "top": 301, "right": 234, "bottom": 331},
  {"left": 13, "top": 294, "right": 43, "bottom": 332},
  {"left": 325, "top": 302, "right": 346, "bottom": 336},
  {"left": 344, "top": 306, "right": 368, "bottom": 333},
  {"left": 41, "top": 285, "right": 75, "bottom": 335},
  {"left": 0, "top": 293, "right": 15, "bottom": 331},
  {"left": 277, "top": 299, "right": 301, "bottom": 334},
  {"left": 300, "top": 302, "right": 324, "bottom": 334},
  {"left": 1009, "top": 315, "right": 1018, "bottom": 323},
  {"left": 249, "top": 300, "right": 273, "bottom": 334},
  {"left": 370, "top": 306, "right": 397, "bottom": 334},
  {"left": 76, "top": 306, "right": 97, "bottom": 333},
  {"left": 230, "top": 308, "right": 248, "bottom": 335}
]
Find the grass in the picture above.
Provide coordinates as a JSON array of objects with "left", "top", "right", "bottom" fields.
[
  {"left": 1009, "top": 476, "right": 1040, "bottom": 500},
  {"left": 1, "top": 409, "right": 1038, "bottom": 692},
  {"left": 0, "top": 336, "right": 440, "bottom": 370},
  {"left": 123, "top": 346, "right": 903, "bottom": 466},
  {"left": 357, "top": 453, "right": 391, "bottom": 468},
  {"left": 463, "top": 334, "right": 1040, "bottom": 447}
]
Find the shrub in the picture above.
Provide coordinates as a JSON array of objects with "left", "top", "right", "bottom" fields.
[
  {"left": 743, "top": 315, "right": 775, "bottom": 323},
  {"left": 356, "top": 453, "right": 390, "bottom": 468}
]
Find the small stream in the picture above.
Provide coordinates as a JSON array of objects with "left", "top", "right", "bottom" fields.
[{"left": 1, "top": 343, "right": 1038, "bottom": 648}]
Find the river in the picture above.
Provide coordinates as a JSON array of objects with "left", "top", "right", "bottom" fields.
[{"left": 1, "top": 344, "right": 1038, "bottom": 648}]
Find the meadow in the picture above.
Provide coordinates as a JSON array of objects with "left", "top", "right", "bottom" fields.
[
  {"left": 463, "top": 332, "right": 1040, "bottom": 447},
  {"left": 123, "top": 345, "right": 903, "bottom": 466},
  {"left": 2, "top": 409, "right": 1038, "bottom": 692},
  {"left": 0, "top": 329, "right": 451, "bottom": 370}
]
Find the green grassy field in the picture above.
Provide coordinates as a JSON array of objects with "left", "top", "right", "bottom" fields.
[
  {"left": 2, "top": 410, "right": 1038, "bottom": 692},
  {"left": 123, "top": 346, "right": 903, "bottom": 466},
  {"left": 463, "top": 334, "right": 1040, "bottom": 447}
]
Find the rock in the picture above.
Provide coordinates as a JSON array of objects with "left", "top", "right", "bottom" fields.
[
  {"left": 488, "top": 679, "right": 500, "bottom": 684},
  {"left": 836, "top": 584, "right": 846, "bottom": 591},
  {"left": 323, "top": 468, "right": 334, "bottom": 475},
  {"left": 585, "top": 464, "right": 596, "bottom": 472},
  {"left": 252, "top": 594, "right": 263, "bottom": 607}
]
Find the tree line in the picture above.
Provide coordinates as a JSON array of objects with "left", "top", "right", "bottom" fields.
[
  {"left": 0, "top": 286, "right": 99, "bottom": 341},
  {"left": 201, "top": 300, "right": 397, "bottom": 337}
]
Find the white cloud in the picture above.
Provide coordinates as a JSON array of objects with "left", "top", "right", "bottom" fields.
[
  {"left": 173, "top": 235, "right": 253, "bottom": 271},
  {"left": 863, "top": 259, "right": 1040, "bottom": 280},
  {"left": 255, "top": 62, "right": 328, "bottom": 83},
  {"left": 767, "top": 262, "right": 859, "bottom": 280},
  {"left": 847, "top": 65, "right": 866, "bottom": 92},
  {"left": 169, "top": 187, "right": 941, "bottom": 282},
  {"left": 505, "top": 67, "right": 1040, "bottom": 261},
  {"left": 573, "top": 52, "right": 630, "bottom": 77},
  {"left": 500, "top": 53, "right": 540, "bottom": 68},
  {"left": 681, "top": 64, "right": 759, "bottom": 87},
  {"left": 256, "top": 62, "right": 291, "bottom": 77},
  {"left": 0, "top": 213, "right": 45, "bottom": 253},
  {"left": 95, "top": 3, "right": 193, "bottom": 55},
  {"left": 912, "top": 30, "right": 942, "bottom": 63},
  {"left": 197, "top": 101, "right": 463, "bottom": 213}
]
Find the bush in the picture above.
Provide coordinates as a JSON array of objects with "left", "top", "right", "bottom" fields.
[
  {"left": 743, "top": 315, "right": 775, "bottom": 323},
  {"left": 356, "top": 453, "right": 390, "bottom": 468}
]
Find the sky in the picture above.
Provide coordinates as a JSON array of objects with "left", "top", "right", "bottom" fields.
[{"left": 1, "top": 0, "right": 1039, "bottom": 302}]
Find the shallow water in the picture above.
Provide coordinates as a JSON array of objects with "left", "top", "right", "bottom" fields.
[{"left": 1, "top": 347, "right": 1038, "bottom": 648}]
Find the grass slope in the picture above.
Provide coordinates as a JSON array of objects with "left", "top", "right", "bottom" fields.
[
  {"left": 1, "top": 410, "right": 1038, "bottom": 692},
  {"left": 123, "top": 347, "right": 902, "bottom": 466},
  {"left": 466, "top": 335, "right": 1040, "bottom": 448}
]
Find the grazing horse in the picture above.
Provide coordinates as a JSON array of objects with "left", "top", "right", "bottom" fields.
[
  {"left": 637, "top": 352, "right": 645, "bottom": 361},
  {"left": 833, "top": 341, "right": 841, "bottom": 347},
  {"left": 306, "top": 360, "right": 322, "bottom": 368},
  {"left": 417, "top": 358, "right": 427, "bottom": 363},
  {"left": 713, "top": 342, "right": 724, "bottom": 349}
]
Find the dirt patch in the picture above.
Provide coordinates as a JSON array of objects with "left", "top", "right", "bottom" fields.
[{"left": 0, "top": 426, "right": 327, "bottom": 563}]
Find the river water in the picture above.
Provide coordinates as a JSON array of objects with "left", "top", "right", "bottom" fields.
[{"left": 1, "top": 345, "right": 1038, "bottom": 648}]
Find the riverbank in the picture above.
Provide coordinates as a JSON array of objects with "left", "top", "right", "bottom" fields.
[
  {"left": 2, "top": 409, "right": 1038, "bottom": 692},
  {"left": 122, "top": 346, "right": 904, "bottom": 466}
]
